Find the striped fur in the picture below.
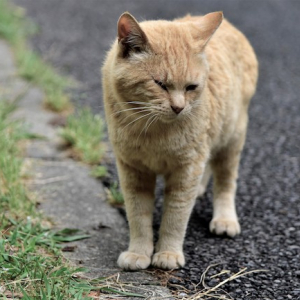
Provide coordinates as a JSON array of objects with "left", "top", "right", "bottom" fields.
[{"left": 102, "top": 12, "right": 258, "bottom": 270}]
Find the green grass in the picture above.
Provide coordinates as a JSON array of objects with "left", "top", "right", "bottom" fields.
[
  {"left": 0, "top": 99, "right": 86, "bottom": 298},
  {"left": 106, "top": 182, "right": 124, "bottom": 205},
  {"left": 0, "top": 0, "right": 107, "bottom": 164},
  {"left": 0, "top": 2, "right": 126, "bottom": 298},
  {"left": 0, "top": 100, "right": 34, "bottom": 217},
  {"left": 90, "top": 165, "right": 108, "bottom": 178},
  {"left": 0, "top": 99, "right": 142, "bottom": 299},
  {"left": 0, "top": 0, "right": 71, "bottom": 112},
  {"left": 60, "top": 108, "right": 106, "bottom": 164},
  {"left": 0, "top": 222, "right": 92, "bottom": 299}
]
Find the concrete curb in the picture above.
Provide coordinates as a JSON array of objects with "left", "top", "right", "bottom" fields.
[{"left": 0, "top": 39, "right": 172, "bottom": 299}]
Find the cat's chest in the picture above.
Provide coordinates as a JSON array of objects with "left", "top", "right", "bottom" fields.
[{"left": 114, "top": 129, "right": 203, "bottom": 174}]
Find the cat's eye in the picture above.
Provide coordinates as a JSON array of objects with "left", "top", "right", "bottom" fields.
[
  {"left": 186, "top": 84, "right": 198, "bottom": 91},
  {"left": 154, "top": 80, "right": 168, "bottom": 91}
]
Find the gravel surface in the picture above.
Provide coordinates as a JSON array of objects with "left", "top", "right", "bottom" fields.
[{"left": 13, "top": 0, "right": 300, "bottom": 298}]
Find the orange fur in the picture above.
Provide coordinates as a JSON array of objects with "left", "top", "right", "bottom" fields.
[{"left": 102, "top": 12, "right": 258, "bottom": 270}]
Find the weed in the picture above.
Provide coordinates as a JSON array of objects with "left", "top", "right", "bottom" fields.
[
  {"left": 0, "top": 0, "right": 71, "bottom": 112},
  {"left": 0, "top": 99, "right": 35, "bottom": 216},
  {"left": 60, "top": 108, "right": 106, "bottom": 164},
  {"left": 90, "top": 165, "right": 108, "bottom": 178},
  {"left": 0, "top": 99, "right": 142, "bottom": 299},
  {"left": 106, "top": 182, "right": 124, "bottom": 205},
  {"left": 0, "top": 99, "right": 87, "bottom": 298},
  {"left": 1, "top": 219, "right": 96, "bottom": 299}
]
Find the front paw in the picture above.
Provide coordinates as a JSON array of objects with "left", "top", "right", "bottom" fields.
[
  {"left": 210, "top": 217, "right": 241, "bottom": 237},
  {"left": 117, "top": 251, "right": 151, "bottom": 270},
  {"left": 152, "top": 251, "right": 185, "bottom": 270}
]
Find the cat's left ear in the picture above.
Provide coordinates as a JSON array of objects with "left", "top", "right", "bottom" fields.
[
  {"left": 192, "top": 11, "right": 224, "bottom": 50},
  {"left": 117, "top": 12, "right": 148, "bottom": 57}
]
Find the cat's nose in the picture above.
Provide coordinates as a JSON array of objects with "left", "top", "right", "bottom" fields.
[{"left": 171, "top": 105, "right": 184, "bottom": 114}]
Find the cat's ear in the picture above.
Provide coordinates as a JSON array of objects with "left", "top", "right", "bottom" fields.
[
  {"left": 192, "top": 11, "right": 223, "bottom": 50},
  {"left": 117, "top": 12, "right": 148, "bottom": 57}
]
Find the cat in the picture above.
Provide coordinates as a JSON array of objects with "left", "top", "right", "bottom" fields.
[{"left": 102, "top": 11, "right": 258, "bottom": 270}]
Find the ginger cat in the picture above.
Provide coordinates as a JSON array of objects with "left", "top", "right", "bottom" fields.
[{"left": 102, "top": 11, "right": 258, "bottom": 270}]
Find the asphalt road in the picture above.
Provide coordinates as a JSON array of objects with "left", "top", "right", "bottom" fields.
[{"left": 13, "top": 0, "right": 300, "bottom": 299}]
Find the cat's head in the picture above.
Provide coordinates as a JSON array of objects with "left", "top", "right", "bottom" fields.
[{"left": 113, "top": 12, "right": 223, "bottom": 124}]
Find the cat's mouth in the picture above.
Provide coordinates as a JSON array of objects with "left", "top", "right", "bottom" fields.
[{"left": 159, "top": 111, "right": 186, "bottom": 124}]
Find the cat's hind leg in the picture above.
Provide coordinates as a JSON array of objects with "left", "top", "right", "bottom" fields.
[
  {"left": 197, "top": 164, "right": 211, "bottom": 197},
  {"left": 116, "top": 159, "right": 156, "bottom": 270},
  {"left": 209, "top": 132, "right": 246, "bottom": 237}
]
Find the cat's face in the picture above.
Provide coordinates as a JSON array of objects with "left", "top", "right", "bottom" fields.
[
  {"left": 114, "top": 12, "right": 222, "bottom": 124},
  {"left": 114, "top": 43, "right": 208, "bottom": 124}
]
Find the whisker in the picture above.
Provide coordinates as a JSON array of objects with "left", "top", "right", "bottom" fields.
[
  {"left": 186, "top": 114, "right": 193, "bottom": 123},
  {"left": 136, "top": 113, "right": 157, "bottom": 142},
  {"left": 121, "top": 109, "right": 153, "bottom": 122},
  {"left": 144, "top": 114, "right": 159, "bottom": 135},
  {"left": 119, "top": 111, "right": 153, "bottom": 135},
  {"left": 136, "top": 114, "right": 154, "bottom": 143},
  {"left": 95, "top": 99, "right": 162, "bottom": 109},
  {"left": 192, "top": 102, "right": 205, "bottom": 112},
  {"left": 89, "top": 103, "right": 148, "bottom": 110},
  {"left": 186, "top": 112, "right": 195, "bottom": 121},
  {"left": 150, "top": 100, "right": 164, "bottom": 105},
  {"left": 114, "top": 101, "right": 152, "bottom": 106},
  {"left": 109, "top": 106, "right": 153, "bottom": 118}
]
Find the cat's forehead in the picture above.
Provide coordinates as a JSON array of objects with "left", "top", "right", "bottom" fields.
[
  {"left": 138, "top": 22, "right": 204, "bottom": 84},
  {"left": 141, "top": 21, "right": 194, "bottom": 54}
]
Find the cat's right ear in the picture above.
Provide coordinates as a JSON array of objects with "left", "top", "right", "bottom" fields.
[
  {"left": 192, "top": 11, "right": 224, "bottom": 50},
  {"left": 117, "top": 12, "right": 148, "bottom": 58}
]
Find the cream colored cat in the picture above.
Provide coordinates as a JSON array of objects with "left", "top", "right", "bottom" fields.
[{"left": 102, "top": 11, "right": 258, "bottom": 270}]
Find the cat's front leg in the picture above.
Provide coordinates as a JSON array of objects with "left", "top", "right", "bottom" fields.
[
  {"left": 152, "top": 164, "right": 202, "bottom": 270},
  {"left": 116, "top": 159, "right": 156, "bottom": 270}
]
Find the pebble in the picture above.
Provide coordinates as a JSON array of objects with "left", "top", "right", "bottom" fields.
[{"left": 178, "top": 292, "right": 187, "bottom": 297}]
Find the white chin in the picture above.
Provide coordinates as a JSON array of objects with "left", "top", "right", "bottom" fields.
[
  {"left": 161, "top": 114, "right": 184, "bottom": 123},
  {"left": 160, "top": 117, "right": 177, "bottom": 124}
]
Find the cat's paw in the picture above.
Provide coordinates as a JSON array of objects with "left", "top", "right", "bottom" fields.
[
  {"left": 210, "top": 217, "right": 241, "bottom": 237},
  {"left": 152, "top": 251, "right": 185, "bottom": 270},
  {"left": 117, "top": 251, "right": 151, "bottom": 270}
]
